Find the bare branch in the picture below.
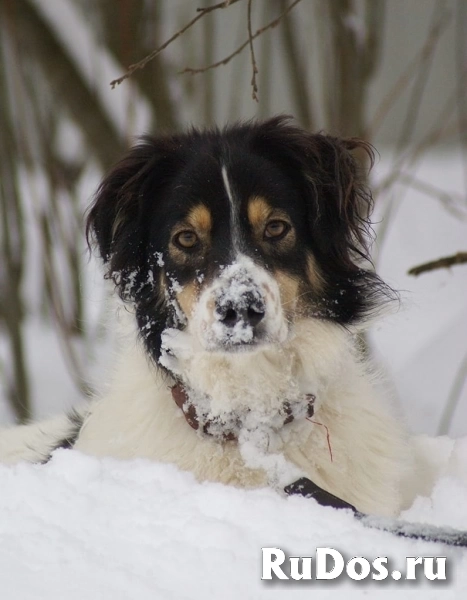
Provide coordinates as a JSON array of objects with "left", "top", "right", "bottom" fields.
[
  {"left": 397, "top": 172, "right": 467, "bottom": 219},
  {"left": 110, "top": 0, "right": 244, "bottom": 88},
  {"left": 257, "top": 0, "right": 272, "bottom": 119},
  {"left": 0, "top": 13, "right": 30, "bottom": 422},
  {"left": 247, "top": 0, "right": 258, "bottom": 101},
  {"left": 38, "top": 212, "right": 92, "bottom": 396},
  {"left": 408, "top": 252, "right": 467, "bottom": 276},
  {"left": 181, "top": 0, "right": 304, "bottom": 76},
  {"left": 201, "top": 2, "right": 216, "bottom": 124},
  {"left": 16, "top": 0, "right": 125, "bottom": 168},
  {"left": 278, "top": 0, "right": 313, "bottom": 129},
  {"left": 374, "top": 93, "right": 463, "bottom": 198},
  {"left": 455, "top": 0, "right": 467, "bottom": 201},
  {"left": 395, "top": 2, "right": 450, "bottom": 150},
  {"left": 96, "top": 1, "right": 180, "bottom": 131},
  {"left": 366, "top": 2, "right": 451, "bottom": 137},
  {"left": 325, "top": 0, "right": 381, "bottom": 137}
]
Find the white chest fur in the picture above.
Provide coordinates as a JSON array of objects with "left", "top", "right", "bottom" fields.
[{"left": 74, "top": 318, "right": 409, "bottom": 517}]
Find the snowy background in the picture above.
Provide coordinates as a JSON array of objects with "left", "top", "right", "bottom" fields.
[{"left": 1, "top": 1, "right": 467, "bottom": 598}]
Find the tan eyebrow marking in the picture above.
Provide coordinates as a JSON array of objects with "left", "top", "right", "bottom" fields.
[
  {"left": 186, "top": 204, "right": 212, "bottom": 232},
  {"left": 247, "top": 196, "right": 295, "bottom": 251},
  {"left": 247, "top": 196, "right": 272, "bottom": 229}
]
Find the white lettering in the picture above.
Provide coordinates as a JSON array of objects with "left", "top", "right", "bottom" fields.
[
  {"left": 371, "top": 557, "right": 389, "bottom": 580},
  {"left": 315, "top": 548, "right": 344, "bottom": 580},
  {"left": 261, "top": 547, "right": 288, "bottom": 580},
  {"left": 346, "top": 557, "right": 371, "bottom": 580},
  {"left": 289, "top": 556, "right": 312, "bottom": 580},
  {"left": 260, "top": 548, "right": 448, "bottom": 583},
  {"left": 424, "top": 557, "right": 447, "bottom": 581},
  {"left": 406, "top": 556, "right": 423, "bottom": 580}
]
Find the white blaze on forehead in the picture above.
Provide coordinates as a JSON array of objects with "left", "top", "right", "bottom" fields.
[{"left": 221, "top": 164, "right": 241, "bottom": 250}]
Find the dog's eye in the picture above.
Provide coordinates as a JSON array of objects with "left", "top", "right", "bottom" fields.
[
  {"left": 174, "top": 230, "right": 199, "bottom": 249},
  {"left": 264, "top": 220, "right": 290, "bottom": 240}
]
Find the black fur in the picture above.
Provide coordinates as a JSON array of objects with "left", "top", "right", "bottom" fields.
[{"left": 86, "top": 116, "right": 396, "bottom": 363}]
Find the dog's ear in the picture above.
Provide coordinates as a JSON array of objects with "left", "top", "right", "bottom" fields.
[
  {"left": 302, "top": 134, "right": 376, "bottom": 269},
  {"left": 249, "top": 116, "right": 375, "bottom": 267},
  {"left": 250, "top": 116, "right": 394, "bottom": 321},
  {"left": 86, "top": 136, "right": 181, "bottom": 297}
]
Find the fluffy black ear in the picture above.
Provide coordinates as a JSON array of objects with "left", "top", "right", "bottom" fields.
[
  {"left": 249, "top": 116, "right": 395, "bottom": 321},
  {"left": 304, "top": 134, "right": 377, "bottom": 270},
  {"left": 249, "top": 115, "right": 375, "bottom": 266},
  {"left": 86, "top": 136, "right": 181, "bottom": 299}
]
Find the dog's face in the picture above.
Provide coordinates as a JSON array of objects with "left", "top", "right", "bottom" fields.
[
  {"left": 87, "top": 117, "right": 391, "bottom": 365},
  {"left": 149, "top": 155, "right": 324, "bottom": 353}
]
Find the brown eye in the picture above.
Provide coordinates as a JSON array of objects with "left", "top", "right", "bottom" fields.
[
  {"left": 264, "top": 220, "right": 289, "bottom": 240},
  {"left": 174, "top": 230, "right": 199, "bottom": 249}
]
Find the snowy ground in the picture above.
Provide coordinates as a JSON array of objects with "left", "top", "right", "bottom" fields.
[
  {"left": 1, "top": 446, "right": 466, "bottom": 600},
  {"left": 0, "top": 151, "right": 466, "bottom": 598}
]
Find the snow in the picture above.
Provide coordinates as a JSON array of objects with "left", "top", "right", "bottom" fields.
[
  {"left": 1, "top": 1, "right": 465, "bottom": 593},
  {"left": 370, "top": 150, "right": 467, "bottom": 437},
  {"left": 0, "top": 446, "right": 466, "bottom": 600},
  {"left": 1, "top": 146, "right": 466, "bottom": 596}
]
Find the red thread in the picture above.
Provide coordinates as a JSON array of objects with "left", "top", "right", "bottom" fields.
[{"left": 307, "top": 418, "right": 333, "bottom": 462}]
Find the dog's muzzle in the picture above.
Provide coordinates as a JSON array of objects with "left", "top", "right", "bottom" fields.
[
  {"left": 190, "top": 256, "right": 289, "bottom": 351},
  {"left": 215, "top": 289, "right": 265, "bottom": 331}
]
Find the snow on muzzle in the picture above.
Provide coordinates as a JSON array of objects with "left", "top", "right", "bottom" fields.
[{"left": 190, "top": 256, "right": 289, "bottom": 351}]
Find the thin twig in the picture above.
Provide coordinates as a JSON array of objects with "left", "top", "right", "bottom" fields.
[
  {"left": 247, "top": 0, "right": 258, "bottom": 101},
  {"left": 408, "top": 252, "right": 467, "bottom": 276},
  {"left": 455, "top": 0, "right": 467, "bottom": 203},
  {"left": 376, "top": 1, "right": 453, "bottom": 204},
  {"left": 366, "top": 2, "right": 451, "bottom": 137},
  {"left": 201, "top": 1, "right": 216, "bottom": 124},
  {"left": 278, "top": 0, "right": 313, "bottom": 129},
  {"left": 110, "top": 0, "right": 244, "bottom": 88},
  {"left": 395, "top": 3, "right": 446, "bottom": 150},
  {"left": 181, "top": 0, "right": 304, "bottom": 75},
  {"left": 257, "top": 0, "right": 272, "bottom": 118},
  {"left": 374, "top": 92, "right": 462, "bottom": 198},
  {"left": 397, "top": 172, "right": 467, "bottom": 219}
]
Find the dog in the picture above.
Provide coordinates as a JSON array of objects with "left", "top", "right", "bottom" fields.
[{"left": 0, "top": 116, "right": 411, "bottom": 518}]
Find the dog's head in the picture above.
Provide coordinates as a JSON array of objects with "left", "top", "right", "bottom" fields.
[{"left": 86, "top": 116, "right": 392, "bottom": 364}]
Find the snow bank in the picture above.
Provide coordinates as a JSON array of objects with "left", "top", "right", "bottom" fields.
[{"left": 1, "top": 446, "right": 466, "bottom": 600}]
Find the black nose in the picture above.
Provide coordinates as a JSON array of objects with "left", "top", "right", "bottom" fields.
[{"left": 216, "top": 293, "right": 265, "bottom": 328}]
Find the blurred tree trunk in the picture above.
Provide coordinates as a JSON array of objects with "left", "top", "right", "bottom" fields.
[
  {"left": 323, "top": 0, "right": 385, "bottom": 138},
  {"left": 0, "top": 32, "right": 30, "bottom": 421},
  {"left": 0, "top": 0, "right": 132, "bottom": 420},
  {"left": 278, "top": 0, "right": 314, "bottom": 130},
  {"left": 12, "top": 0, "right": 126, "bottom": 169},
  {"left": 95, "top": 0, "right": 179, "bottom": 132}
]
